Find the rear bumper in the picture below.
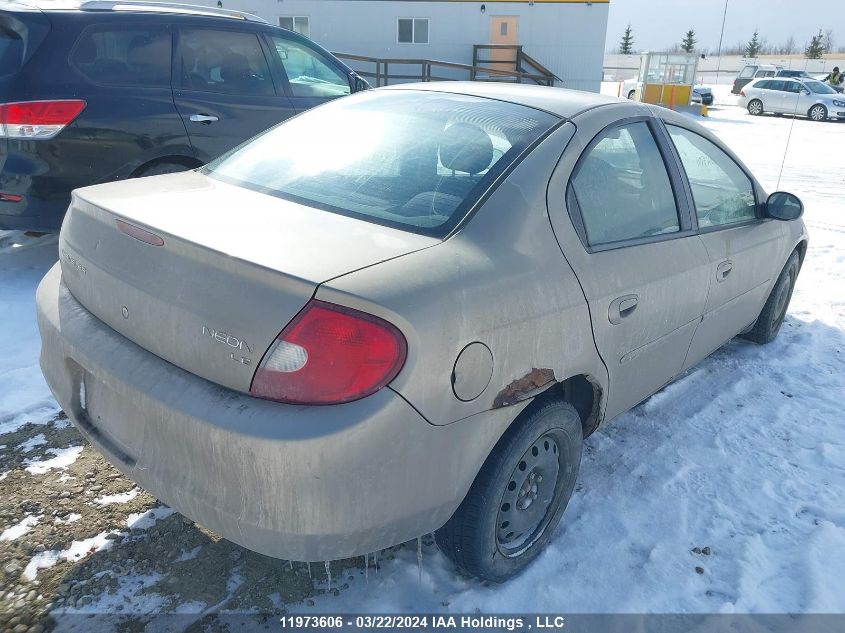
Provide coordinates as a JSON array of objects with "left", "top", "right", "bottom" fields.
[{"left": 36, "top": 264, "right": 512, "bottom": 560}]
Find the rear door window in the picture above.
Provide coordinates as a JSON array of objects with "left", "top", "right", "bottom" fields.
[
  {"left": 0, "top": 25, "right": 24, "bottom": 76},
  {"left": 571, "top": 121, "right": 680, "bottom": 246},
  {"left": 178, "top": 29, "right": 274, "bottom": 95},
  {"left": 71, "top": 25, "right": 171, "bottom": 86}
]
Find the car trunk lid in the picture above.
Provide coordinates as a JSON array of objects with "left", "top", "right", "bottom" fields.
[{"left": 59, "top": 170, "right": 437, "bottom": 392}]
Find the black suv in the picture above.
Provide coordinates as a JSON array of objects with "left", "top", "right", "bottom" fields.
[{"left": 0, "top": 0, "right": 367, "bottom": 231}]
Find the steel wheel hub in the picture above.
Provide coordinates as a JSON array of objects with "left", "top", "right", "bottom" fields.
[{"left": 496, "top": 434, "right": 561, "bottom": 555}]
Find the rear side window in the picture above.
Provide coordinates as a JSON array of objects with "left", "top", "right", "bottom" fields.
[
  {"left": 205, "top": 90, "right": 558, "bottom": 237},
  {"left": 0, "top": 25, "right": 24, "bottom": 76},
  {"left": 571, "top": 121, "right": 679, "bottom": 246},
  {"left": 738, "top": 66, "right": 756, "bottom": 78},
  {"left": 178, "top": 29, "right": 274, "bottom": 95},
  {"left": 666, "top": 125, "right": 756, "bottom": 228},
  {"left": 71, "top": 25, "right": 171, "bottom": 87}
]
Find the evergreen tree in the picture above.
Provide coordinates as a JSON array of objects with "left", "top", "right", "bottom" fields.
[
  {"left": 745, "top": 30, "right": 762, "bottom": 57},
  {"left": 681, "top": 29, "right": 696, "bottom": 53},
  {"left": 805, "top": 29, "right": 825, "bottom": 58},
  {"left": 619, "top": 24, "right": 634, "bottom": 55}
]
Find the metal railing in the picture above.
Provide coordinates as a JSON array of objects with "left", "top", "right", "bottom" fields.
[
  {"left": 333, "top": 49, "right": 555, "bottom": 88},
  {"left": 471, "top": 45, "right": 557, "bottom": 86}
]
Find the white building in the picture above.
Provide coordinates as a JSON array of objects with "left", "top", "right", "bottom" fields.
[{"left": 212, "top": 0, "right": 610, "bottom": 92}]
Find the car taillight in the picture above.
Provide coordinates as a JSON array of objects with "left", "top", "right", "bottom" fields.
[
  {"left": 740, "top": 89, "right": 746, "bottom": 97},
  {"left": 250, "top": 300, "right": 407, "bottom": 405},
  {"left": 0, "top": 100, "right": 86, "bottom": 139}
]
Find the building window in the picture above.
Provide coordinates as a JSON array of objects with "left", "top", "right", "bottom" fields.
[
  {"left": 397, "top": 18, "right": 429, "bottom": 44},
  {"left": 279, "top": 16, "right": 309, "bottom": 37},
  {"left": 500, "top": 22, "right": 508, "bottom": 36}
]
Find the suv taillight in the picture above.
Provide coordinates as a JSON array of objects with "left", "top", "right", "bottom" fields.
[
  {"left": 250, "top": 300, "right": 407, "bottom": 405},
  {"left": 740, "top": 89, "right": 745, "bottom": 97},
  {"left": 0, "top": 100, "right": 86, "bottom": 139}
]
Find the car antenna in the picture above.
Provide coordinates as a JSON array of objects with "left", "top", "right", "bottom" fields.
[{"left": 776, "top": 60, "right": 809, "bottom": 191}]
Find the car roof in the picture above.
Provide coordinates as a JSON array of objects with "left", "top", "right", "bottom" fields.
[
  {"left": 0, "top": 0, "right": 267, "bottom": 22},
  {"left": 382, "top": 82, "right": 628, "bottom": 119}
]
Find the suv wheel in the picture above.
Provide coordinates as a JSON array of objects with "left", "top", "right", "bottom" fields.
[{"left": 435, "top": 399, "right": 582, "bottom": 582}]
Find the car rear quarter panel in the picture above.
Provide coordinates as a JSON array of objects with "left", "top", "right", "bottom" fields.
[{"left": 317, "top": 123, "right": 609, "bottom": 428}]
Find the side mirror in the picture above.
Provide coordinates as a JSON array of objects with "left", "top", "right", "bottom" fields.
[
  {"left": 350, "top": 73, "right": 370, "bottom": 92},
  {"left": 766, "top": 191, "right": 803, "bottom": 220},
  {"left": 800, "top": 89, "right": 810, "bottom": 95}
]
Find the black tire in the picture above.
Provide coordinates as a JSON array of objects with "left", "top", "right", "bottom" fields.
[
  {"left": 435, "top": 398, "right": 582, "bottom": 582},
  {"left": 134, "top": 161, "right": 192, "bottom": 177},
  {"left": 808, "top": 104, "right": 828, "bottom": 122},
  {"left": 742, "top": 251, "right": 800, "bottom": 344},
  {"left": 747, "top": 99, "right": 764, "bottom": 116},
  {"left": 627, "top": 90, "right": 636, "bottom": 100}
]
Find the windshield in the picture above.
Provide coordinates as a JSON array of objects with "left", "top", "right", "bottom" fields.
[
  {"left": 805, "top": 80, "right": 837, "bottom": 94},
  {"left": 205, "top": 90, "right": 559, "bottom": 236}
]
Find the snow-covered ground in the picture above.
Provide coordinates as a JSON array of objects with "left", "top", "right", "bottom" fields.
[{"left": 0, "top": 101, "right": 843, "bottom": 625}]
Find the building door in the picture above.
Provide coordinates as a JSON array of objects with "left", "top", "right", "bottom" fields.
[{"left": 488, "top": 16, "right": 519, "bottom": 74}]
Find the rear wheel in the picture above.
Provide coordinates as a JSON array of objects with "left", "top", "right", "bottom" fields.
[
  {"left": 808, "top": 104, "right": 828, "bottom": 122},
  {"left": 742, "top": 251, "right": 800, "bottom": 344},
  {"left": 627, "top": 90, "right": 636, "bottom": 100},
  {"left": 435, "top": 399, "right": 582, "bottom": 582},
  {"left": 747, "top": 99, "right": 764, "bottom": 116}
]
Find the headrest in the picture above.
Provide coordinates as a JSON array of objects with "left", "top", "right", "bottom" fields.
[{"left": 438, "top": 123, "right": 494, "bottom": 175}]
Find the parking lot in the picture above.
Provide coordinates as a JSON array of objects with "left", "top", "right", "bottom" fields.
[{"left": 1, "top": 99, "right": 844, "bottom": 631}]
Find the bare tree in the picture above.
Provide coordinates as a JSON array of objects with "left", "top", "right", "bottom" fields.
[
  {"left": 822, "top": 29, "right": 835, "bottom": 53},
  {"left": 774, "top": 35, "right": 797, "bottom": 55}
]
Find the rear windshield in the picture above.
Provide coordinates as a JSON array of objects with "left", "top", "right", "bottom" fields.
[
  {"left": 205, "top": 90, "right": 559, "bottom": 237},
  {"left": 0, "top": 25, "right": 24, "bottom": 76}
]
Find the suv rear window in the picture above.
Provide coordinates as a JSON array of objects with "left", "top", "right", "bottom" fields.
[
  {"left": 205, "top": 90, "right": 558, "bottom": 237},
  {"left": 0, "top": 25, "right": 24, "bottom": 76},
  {"left": 71, "top": 25, "right": 171, "bottom": 87}
]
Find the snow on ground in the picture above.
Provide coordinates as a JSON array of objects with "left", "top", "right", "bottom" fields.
[
  {"left": 0, "top": 232, "right": 60, "bottom": 435},
  {"left": 94, "top": 489, "right": 140, "bottom": 506},
  {"left": 0, "top": 101, "right": 843, "bottom": 620},
  {"left": 23, "top": 530, "right": 121, "bottom": 582},
  {"left": 0, "top": 515, "right": 40, "bottom": 542},
  {"left": 24, "top": 445, "right": 84, "bottom": 475}
]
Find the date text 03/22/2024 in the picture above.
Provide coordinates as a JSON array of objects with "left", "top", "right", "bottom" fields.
[{"left": 277, "top": 615, "right": 568, "bottom": 630}]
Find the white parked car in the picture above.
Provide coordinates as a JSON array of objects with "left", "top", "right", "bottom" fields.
[{"left": 739, "top": 77, "right": 845, "bottom": 122}]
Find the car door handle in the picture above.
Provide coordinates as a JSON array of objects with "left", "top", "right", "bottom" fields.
[
  {"left": 609, "top": 294, "right": 639, "bottom": 325},
  {"left": 189, "top": 114, "right": 219, "bottom": 123},
  {"left": 716, "top": 260, "right": 733, "bottom": 282}
]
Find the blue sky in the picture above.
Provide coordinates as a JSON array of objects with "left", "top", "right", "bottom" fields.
[{"left": 606, "top": 0, "right": 840, "bottom": 53}]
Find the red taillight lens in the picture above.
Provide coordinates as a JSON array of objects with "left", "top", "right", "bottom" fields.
[
  {"left": 250, "top": 300, "right": 407, "bottom": 405},
  {"left": 0, "top": 100, "right": 86, "bottom": 139},
  {"left": 740, "top": 89, "right": 746, "bottom": 97}
]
